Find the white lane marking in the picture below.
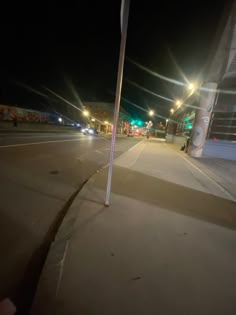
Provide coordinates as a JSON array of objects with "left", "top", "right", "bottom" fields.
[
  {"left": 176, "top": 152, "right": 235, "bottom": 201},
  {"left": 12, "top": 134, "right": 83, "bottom": 138},
  {"left": 0, "top": 138, "right": 101, "bottom": 148},
  {"left": 0, "top": 135, "right": 84, "bottom": 140}
]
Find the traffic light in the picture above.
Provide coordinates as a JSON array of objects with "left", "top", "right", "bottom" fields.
[{"left": 131, "top": 119, "right": 143, "bottom": 126}]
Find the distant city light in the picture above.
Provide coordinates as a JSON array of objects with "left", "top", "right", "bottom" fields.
[{"left": 58, "top": 117, "right": 62, "bottom": 122}]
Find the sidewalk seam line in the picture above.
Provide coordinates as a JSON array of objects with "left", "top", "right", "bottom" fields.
[
  {"left": 165, "top": 142, "right": 235, "bottom": 201},
  {"left": 176, "top": 152, "right": 235, "bottom": 201},
  {"left": 128, "top": 139, "right": 144, "bottom": 151},
  {"left": 102, "top": 139, "right": 144, "bottom": 168}
]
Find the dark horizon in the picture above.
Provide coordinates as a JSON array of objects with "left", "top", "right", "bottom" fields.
[{"left": 0, "top": 1, "right": 225, "bottom": 121}]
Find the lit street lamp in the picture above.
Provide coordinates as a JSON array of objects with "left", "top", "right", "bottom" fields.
[
  {"left": 166, "top": 118, "right": 169, "bottom": 129},
  {"left": 187, "top": 81, "right": 198, "bottom": 92},
  {"left": 83, "top": 110, "right": 89, "bottom": 117},
  {"left": 58, "top": 117, "right": 62, "bottom": 123},
  {"left": 149, "top": 110, "right": 154, "bottom": 116},
  {"left": 188, "top": 82, "right": 194, "bottom": 90},
  {"left": 170, "top": 108, "right": 174, "bottom": 114},
  {"left": 176, "top": 100, "right": 182, "bottom": 108}
]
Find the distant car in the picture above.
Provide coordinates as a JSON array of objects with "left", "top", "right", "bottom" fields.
[
  {"left": 82, "top": 127, "right": 98, "bottom": 135},
  {"left": 134, "top": 130, "right": 141, "bottom": 136},
  {"left": 126, "top": 130, "right": 134, "bottom": 137}
]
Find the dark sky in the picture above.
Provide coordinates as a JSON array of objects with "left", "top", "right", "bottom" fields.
[{"left": 0, "top": 1, "right": 226, "bottom": 121}]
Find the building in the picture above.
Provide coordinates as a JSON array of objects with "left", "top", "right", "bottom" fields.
[
  {"left": 0, "top": 104, "right": 75, "bottom": 125},
  {"left": 167, "top": 1, "right": 236, "bottom": 160},
  {"left": 83, "top": 102, "right": 131, "bottom": 133}
]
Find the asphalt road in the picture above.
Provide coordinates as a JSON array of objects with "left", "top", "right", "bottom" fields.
[{"left": 0, "top": 132, "right": 141, "bottom": 314}]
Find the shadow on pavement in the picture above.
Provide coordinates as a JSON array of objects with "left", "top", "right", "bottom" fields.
[
  {"left": 0, "top": 209, "right": 42, "bottom": 315},
  {"left": 0, "top": 185, "right": 81, "bottom": 315},
  {"left": 92, "top": 166, "right": 236, "bottom": 230}
]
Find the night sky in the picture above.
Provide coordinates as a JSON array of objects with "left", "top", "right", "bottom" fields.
[{"left": 0, "top": 1, "right": 225, "bottom": 122}]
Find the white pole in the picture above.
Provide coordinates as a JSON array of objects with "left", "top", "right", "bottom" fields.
[{"left": 105, "top": 0, "right": 130, "bottom": 206}]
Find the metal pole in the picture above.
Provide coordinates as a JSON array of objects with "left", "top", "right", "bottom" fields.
[{"left": 105, "top": 0, "right": 130, "bottom": 206}]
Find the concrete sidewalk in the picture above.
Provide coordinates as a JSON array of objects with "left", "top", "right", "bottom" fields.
[
  {"left": 31, "top": 139, "right": 236, "bottom": 315},
  {"left": 167, "top": 141, "right": 236, "bottom": 199}
]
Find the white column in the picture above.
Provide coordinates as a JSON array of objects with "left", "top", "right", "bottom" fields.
[{"left": 188, "top": 82, "right": 217, "bottom": 157}]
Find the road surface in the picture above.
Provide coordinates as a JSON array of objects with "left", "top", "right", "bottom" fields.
[{"left": 0, "top": 132, "right": 141, "bottom": 314}]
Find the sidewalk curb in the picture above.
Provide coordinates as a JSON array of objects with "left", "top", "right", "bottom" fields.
[{"left": 30, "top": 183, "right": 90, "bottom": 315}]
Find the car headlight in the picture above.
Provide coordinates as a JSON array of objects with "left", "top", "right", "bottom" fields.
[{"left": 88, "top": 129, "right": 94, "bottom": 134}]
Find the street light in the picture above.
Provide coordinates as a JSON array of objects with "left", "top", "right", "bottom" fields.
[
  {"left": 176, "top": 100, "right": 182, "bottom": 108},
  {"left": 58, "top": 117, "right": 62, "bottom": 123},
  {"left": 170, "top": 108, "right": 174, "bottom": 114},
  {"left": 187, "top": 82, "right": 194, "bottom": 90},
  {"left": 83, "top": 110, "right": 89, "bottom": 117},
  {"left": 104, "top": 121, "right": 108, "bottom": 125},
  {"left": 187, "top": 81, "right": 198, "bottom": 91},
  {"left": 149, "top": 110, "right": 154, "bottom": 116},
  {"left": 166, "top": 119, "right": 169, "bottom": 128}
]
